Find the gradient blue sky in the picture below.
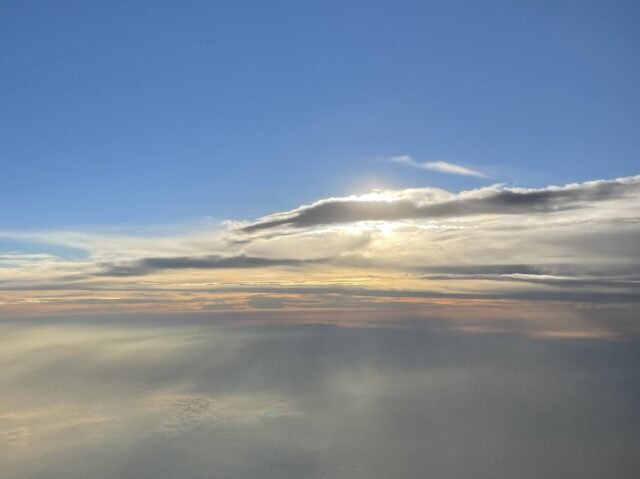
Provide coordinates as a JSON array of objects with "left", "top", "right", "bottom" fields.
[{"left": 2, "top": 0, "right": 639, "bottom": 229}]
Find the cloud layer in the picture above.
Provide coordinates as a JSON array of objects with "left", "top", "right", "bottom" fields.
[
  {"left": 2, "top": 316, "right": 640, "bottom": 478},
  {"left": 1, "top": 175, "right": 639, "bottom": 316}
]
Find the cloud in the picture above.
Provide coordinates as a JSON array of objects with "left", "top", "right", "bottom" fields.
[
  {"left": 418, "top": 272, "right": 640, "bottom": 291},
  {"left": 148, "top": 393, "right": 300, "bottom": 434},
  {"left": 413, "top": 263, "right": 640, "bottom": 289},
  {"left": 2, "top": 175, "right": 639, "bottom": 315},
  {"left": 3, "top": 316, "right": 639, "bottom": 478},
  {"left": 99, "top": 255, "right": 325, "bottom": 277},
  {"left": 0, "top": 427, "right": 30, "bottom": 448},
  {"left": 242, "top": 176, "right": 640, "bottom": 232},
  {"left": 391, "top": 155, "right": 488, "bottom": 178}
]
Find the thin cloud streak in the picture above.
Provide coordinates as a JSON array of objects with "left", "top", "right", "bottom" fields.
[
  {"left": 391, "top": 155, "right": 488, "bottom": 178},
  {"left": 99, "top": 255, "right": 326, "bottom": 277}
]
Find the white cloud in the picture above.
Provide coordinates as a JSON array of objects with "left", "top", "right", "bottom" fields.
[{"left": 391, "top": 155, "right": 488, "bottom": 178}]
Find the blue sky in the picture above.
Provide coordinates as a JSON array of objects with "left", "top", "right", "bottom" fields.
[{"left": 1, "top": 0, "right": 639, "bottom": 229}]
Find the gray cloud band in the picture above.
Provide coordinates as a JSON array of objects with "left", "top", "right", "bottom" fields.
[
  {"left": 242, "top": 176, "right": 640, "bottom": 232},
  {"left": 99, "top": 255, "right": 325, "bottom": 277}
]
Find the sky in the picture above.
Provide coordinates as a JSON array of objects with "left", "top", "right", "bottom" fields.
[
  {"left": 1, "top": 1, "right": 640, "bottom": 478},
  {"left": 1, "top": 0, "right": 639, "bottom": 229},
  {"left": 1, "top": 0, "right": 638, "bottom": 318}
]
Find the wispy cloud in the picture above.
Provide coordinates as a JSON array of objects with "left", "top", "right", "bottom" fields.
[{"left": 391, "top": 155, "right": 488, "bottom": 178}]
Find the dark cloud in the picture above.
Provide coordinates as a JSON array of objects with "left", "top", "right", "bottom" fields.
[
  {"left": 417, "top": 263, "right": 640, "bottom": 276},
  {"left": 243, "top": 177, "right": 640, "bottom": 231},
  {"left": 419, "top": 273, "right": 640, "bottom": 290},
  {"left": 99, "top": 255, "right": 325, "bottom": 277},
  {"left": 414, "top": 263, "right": 640, "bottom": 290}
]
